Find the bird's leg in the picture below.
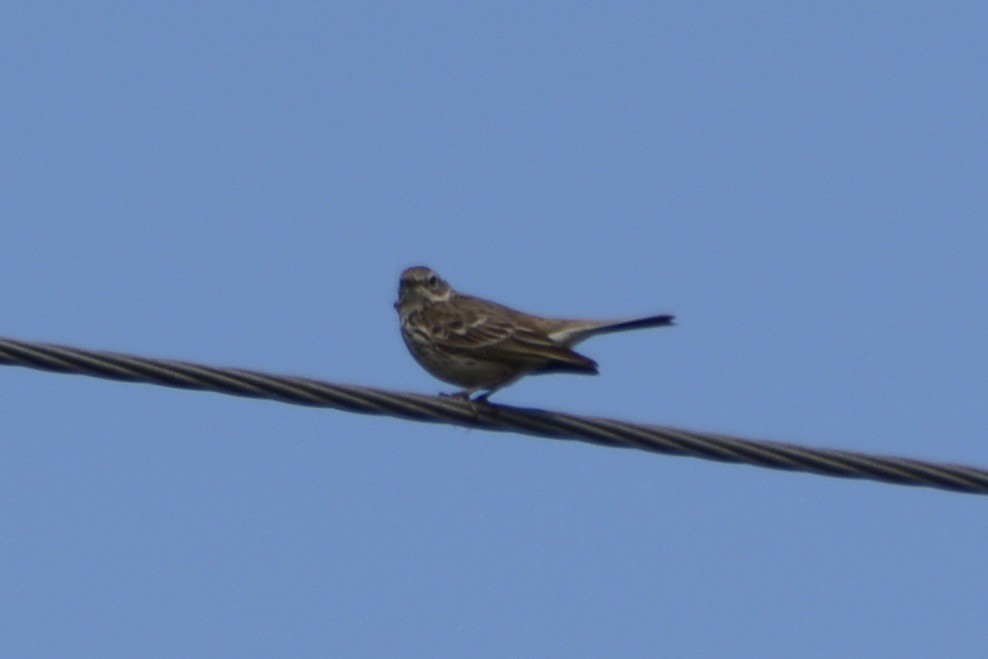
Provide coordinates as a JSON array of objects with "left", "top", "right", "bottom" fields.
[{"left": 471, "top": 389, "right": 497, "bottom": 404}]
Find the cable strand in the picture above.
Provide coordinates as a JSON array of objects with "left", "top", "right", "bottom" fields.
[{"left": 1, "top": 336, "right": 985, "bottom": 495}]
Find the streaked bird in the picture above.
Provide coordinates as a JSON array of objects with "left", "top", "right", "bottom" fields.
[{"left": 395, "top": 266, "right": 674, "bottom": 401}]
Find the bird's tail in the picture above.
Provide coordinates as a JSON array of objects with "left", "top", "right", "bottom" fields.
[{"left": 549, "top": 314, "right": 675, "bottom": 346}]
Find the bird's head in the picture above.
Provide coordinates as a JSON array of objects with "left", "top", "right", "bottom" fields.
[{"left": 395, "top": 266, "right": 453, "bottom": 310}]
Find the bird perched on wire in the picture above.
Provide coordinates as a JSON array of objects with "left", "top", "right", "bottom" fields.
[{"left": 395, "top": 266, "right": 674, "bottom": 401}]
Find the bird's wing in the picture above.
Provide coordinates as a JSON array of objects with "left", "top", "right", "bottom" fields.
[{"left": 431, "top": 299, "right": 598, "bottom": 373}]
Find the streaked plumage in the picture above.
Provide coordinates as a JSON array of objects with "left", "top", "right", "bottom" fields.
[{"left": 395, "top": 266, "right": 674, "bottom": 400}]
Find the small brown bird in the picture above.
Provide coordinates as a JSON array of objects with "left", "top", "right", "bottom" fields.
[{"left": 395, "top": 266, "right": 674, "bottom": 401}]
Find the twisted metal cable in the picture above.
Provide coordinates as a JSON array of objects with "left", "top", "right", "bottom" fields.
[{"left": 1, "top": 336, "right": 986, "bottom": 496}]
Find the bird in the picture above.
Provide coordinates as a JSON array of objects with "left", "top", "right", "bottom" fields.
[{"left": 395, "top": 266, "right": 674, "bottom": 401}]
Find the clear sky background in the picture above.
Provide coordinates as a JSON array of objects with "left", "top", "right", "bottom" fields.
[{"left": 2, "top": 4, "right": 986, "bottom": 657}]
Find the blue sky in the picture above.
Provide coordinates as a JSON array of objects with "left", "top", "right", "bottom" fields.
[{"left": 2, "top": 3, "right": 986, "bottom": 656}]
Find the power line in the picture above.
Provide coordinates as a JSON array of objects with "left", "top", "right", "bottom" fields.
[{"left": 1, "top": 336, "right": 985, "bottom": 496}]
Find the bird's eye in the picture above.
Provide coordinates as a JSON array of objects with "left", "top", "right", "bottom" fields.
[{"left": 427, "top": 275, "right": 438, "bottom": 286}]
